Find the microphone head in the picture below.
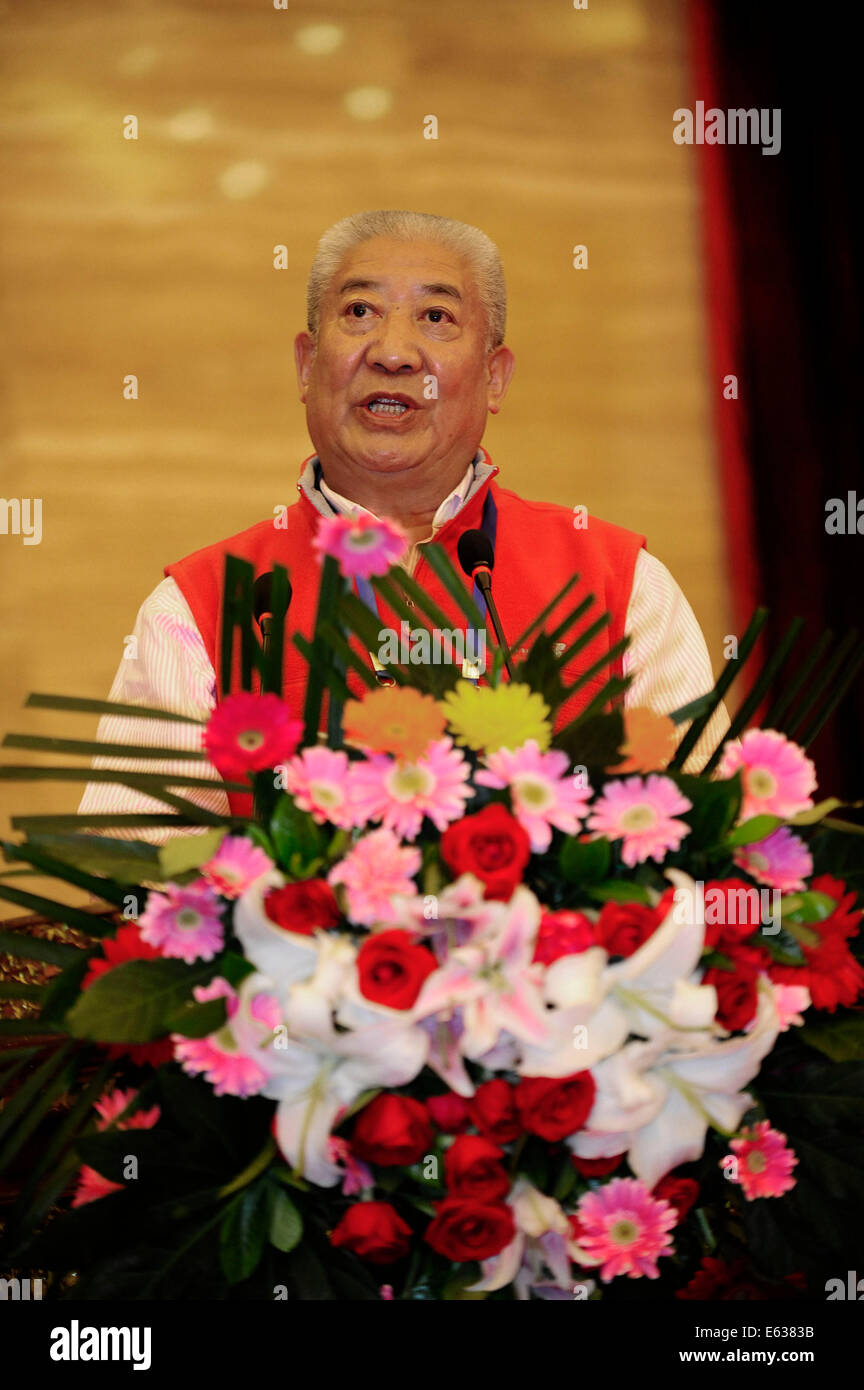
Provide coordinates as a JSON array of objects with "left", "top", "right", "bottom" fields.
[
  {"left": 253, "top": 571, "right": 293, "bottom": 626},
  {"left": 457, "top": 528, "right": 494, "bottom": 578},
  {"left": 253, "top": 572, "right": 273, "bottom": 622}
]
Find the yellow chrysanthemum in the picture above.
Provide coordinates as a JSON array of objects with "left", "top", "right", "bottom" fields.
[
  {"left": 343, "top": 685, "right": 446, "bottom": 761},
  {"left": 440, "top": 680, "right": 552, "bottom": 753}
]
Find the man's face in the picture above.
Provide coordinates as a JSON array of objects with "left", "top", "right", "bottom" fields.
[{"left": 294, "top": 236, "right": 514, "bottom": 482}]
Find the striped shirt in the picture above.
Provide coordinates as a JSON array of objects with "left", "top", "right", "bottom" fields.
[{"left": 77, "top": 466, "right": 730, "bottom": 838}]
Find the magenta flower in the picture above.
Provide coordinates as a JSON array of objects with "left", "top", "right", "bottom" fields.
[
  {"left": 475, "top": 740, "right": 593, "bottom": 852},
  {"left": 278, "top": 746, "right": 360, "bottom": 829},
  {"left": 202, "top": 835, "right": 274, "bottom": 899},
  {"left": 313, "top": 512, "right": 407, "bottom": 580},
  {"left": 348, "top": 737, "right": 474, "bottom": 840},
  {"left": 586, "top": 775, "right": 692, "bottom": 867},
  {"left": 204, "top": 692, "right": 303, "bottom": 780},
  {"left": 574, "top": 1177, "right": 677, "bottom": 1281},
  {"left": 727, "top": 1121, "right": 798, "bottom": 1200},
  {"left": 719, "top": 729, "right": 817, "bottom": 822},
  {"left": 139, "top": 879, "right": 225, "bottom": 962},
  {"left": 328, "top": 827, "right": 422, "bottom": 926},
  {"left": 173, "top": 978, "right": 280, "bottom": 1097},
  {"left": 327, "top": 1136, "right": 374, "bottom": 1196},
  {"left": 733, "top": 825, "right": 812, "bottom": 892}
]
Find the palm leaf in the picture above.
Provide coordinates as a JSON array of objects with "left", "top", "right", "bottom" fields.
[
  {"left": 3, "top": 733, "right": 207, "bottom": 761},
  {"left": 25, "top": 693, "right": 205, "bottom": 724}
]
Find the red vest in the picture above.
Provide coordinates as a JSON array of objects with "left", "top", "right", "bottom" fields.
[{"left": 165, "top": 450, "right": 646, "bottom": 816}]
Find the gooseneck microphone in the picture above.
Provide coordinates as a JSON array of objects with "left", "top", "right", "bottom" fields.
[
  {"left": 254, "top": 571, "right": 292, "bottom": 641},
  {"left": 456, "top": 529, "right": 514, "bottom": 679}
]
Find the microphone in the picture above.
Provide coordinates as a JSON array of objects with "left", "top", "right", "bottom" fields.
[
  {"left": 456, "top": 529, "right": 514, "bottom": 679},
  {"left": 254, "top": 571, "right": 292, "bottom": 640}
]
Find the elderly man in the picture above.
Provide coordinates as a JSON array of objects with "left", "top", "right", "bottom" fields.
[{"left": 78, "top": 209, "right": 728, "bottom": 829}]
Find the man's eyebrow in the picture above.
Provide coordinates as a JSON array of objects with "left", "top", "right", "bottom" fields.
[{"left": 337, "top": 278, "right": 462, "bottom": 302}]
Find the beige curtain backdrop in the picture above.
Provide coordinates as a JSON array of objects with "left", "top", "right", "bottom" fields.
[{"left": 0, "top": 0, "right": 731, "bottom": 908}]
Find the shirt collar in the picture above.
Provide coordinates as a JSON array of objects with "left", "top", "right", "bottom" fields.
[{"left": 317, "top": 459, "right": 477, "bottom": 532}]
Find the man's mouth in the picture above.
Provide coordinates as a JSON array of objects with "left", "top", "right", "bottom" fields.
[{"left": 358, "top": 393, "right": 417, "bottom": 417}]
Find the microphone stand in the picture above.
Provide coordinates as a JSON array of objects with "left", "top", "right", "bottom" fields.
[{"left": 473, "top": 566, "right": 514, "bottom": 679}]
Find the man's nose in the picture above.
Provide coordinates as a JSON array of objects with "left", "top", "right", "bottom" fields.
[{"left": 364, "top": 312, "right": 423, "bottom": 373}]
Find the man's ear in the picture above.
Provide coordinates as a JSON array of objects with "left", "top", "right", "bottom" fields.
[
  {"left": 486, "top": 344, "right": 515, "bottom": 416},
  {"left": 294, "top": 331, "right": 316, "bottom": 402}
]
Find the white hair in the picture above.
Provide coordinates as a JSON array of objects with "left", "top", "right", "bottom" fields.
[{"left": 306, "top": 209, "right": 507, "bottom": 350}]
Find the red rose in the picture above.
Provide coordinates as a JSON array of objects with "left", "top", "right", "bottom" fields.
[
  {"left": 702, "top": 878, "right": 765, "bottom": 951},
  {"left": 329, "top": 1201, "right": 412, "bottom": 1264},
  {"left": 703, "top": 966, "right": 759, "bottom": 1030},
  {"left": 427, "top": 1093, "right": 471, "bottom": 1133},
  {"left": 653, "top": 1175, "right": 699, "bottom": 1223},
  {"left": 704, "top": 943, "right": 767, "bottom": 1030},
  {"left": 570, "top": 1152, "right": 625, "bottom": 1178},
  {"left": 468, "top": 1079, "right": 522, "bottom": 1143},
  {"left": 263, "top": 880, "right": 341, "bottom": 934},
  {"left": 594, "top": 901, "right": 661, "bottom": 958},
  {"left": 516, "top": 1073, "right": 596, "bottom": 1142},
  {"left": 440, "top": 803, "right": 531, "bottom": 901},
  {"left": 356, "top": 929, "right": 437, "bottom": 1010},
  {"left": 351, "top": 1094, "right": 433, "bottom": 1167},
  {"left": 424, "top": 1197, "right": 515, "bottom": 1261},
  {"left": 533, "top": 910, "right": 596, "bottom": 966},
  {"left": 676, "top": 1256, "right": 806, "bottom": 1301},
  {"left": 444, "top": 1135, "right": 510, "bottom": 1201}
]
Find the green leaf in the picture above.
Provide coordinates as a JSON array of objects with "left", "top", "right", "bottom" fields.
[
  {"left": 268, "top": 1185, "right": 303, "bottom": 1253},
  {"left": 674, "top": 771, "right": 742, "bottom": 850},
  {"left": 799, "top": 1015, "right": 864, "bottom": 1062},
  {"left": 158, "top": 828, "right": 227, "bottom": 880},
  {"left": 0, "top": 883, "right": 111, "bottom": 936},
  {"left": 553, "top": 707, "right": 626, "bottom": 768},
  {"left": 14, "top": 832, "right": 160, "bottom": 884},
  {"left": 220, "top": 1185, "right": 270, "bottom": 1284},
  {"left": 24, "top": 691, "right": 205, "bottom": 724},
  {"left": 164, "top": 997, "right": 228, "bottom": 1038},
  {"left": 587, "top": 881, "right": 653, "bottom": 905},
  {"left": 2, "top": 732, "right": 207, "bottom": 761},
  {"left": 558, "top": 835, "right": 611, "bottom": 885},
  {"left": 270, "top": 797, "right": 323, "bottom": 877},
  {"left": 65, "top": 957, "right": 220, "bottom": 1042},
  {"left": 782, "top": 890, "right": 838, "bottom": 923},
  {"left": 726, "top": 814, "right": 782, "bottom": 847},
  {"left": 787, "top": 798, "right": 850, "bottom": 827}
]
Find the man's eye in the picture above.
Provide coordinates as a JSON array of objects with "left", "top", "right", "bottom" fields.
[
  {"left": 425, "top": 308, "right": 453, "bottom": 324},
  {"left": 346, "top": 302, "right": 371, "bottom": 318}
]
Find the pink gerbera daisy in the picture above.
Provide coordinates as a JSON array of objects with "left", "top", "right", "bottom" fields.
[
  {"left": 172, "top": 979, "right": 276, "bottom": 1097},
  {"left": 348, "top": 737, "right": 474, "bottom": 840},
  {"left": 585, "top": 775, "right": 692, "bottom": 867},
  {"left": 278, "top": 746, "right": 359, "bottom": 828},
  {"left": 93, "top": 1087, "right": 161, "bottom": 1131},
  {"left": 719, "top": 729, "right": 817, "bottom": 822},
  {"left": 475, "top": 740, "right": 593, "bottom": 852},
  {"left": 138, "top": 880, "right": 225, "bottom": 963},
  {"left": 727, "top": 1121, "right": 798, "bottom": 1200},
  {"left": 313, "top": 512, "right": 407, "bottom": 580},
  {"left": 202, "top": 835, "right": 274, "bottom": 899},
  {"left": 204, "top": 692, "right": 303, "bottom": 780},
  {"left": 328, "top": 826, "right": 422, "bottom": 926},
  {"left": 733, "top": 826, "right": 813, "bottom": 892},
  {"left": 575, "top": 1177, "right": 677, "bottom": 1281}
]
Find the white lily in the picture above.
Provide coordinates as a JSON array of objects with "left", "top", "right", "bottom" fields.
[
  {"left": 468, "top": 1180, "right": 594, "bottom": 1300},
  {"left": 568, "top": 979, "right": 781, "bottom": 1187}
]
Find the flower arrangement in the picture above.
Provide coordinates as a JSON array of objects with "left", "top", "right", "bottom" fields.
[{"left": 0, "top": 518, "right": 863, "bottom": 1301}]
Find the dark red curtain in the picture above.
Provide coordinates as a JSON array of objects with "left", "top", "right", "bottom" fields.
[{"left": 690, "top": 0, "right": 862, "bottom": 797}]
